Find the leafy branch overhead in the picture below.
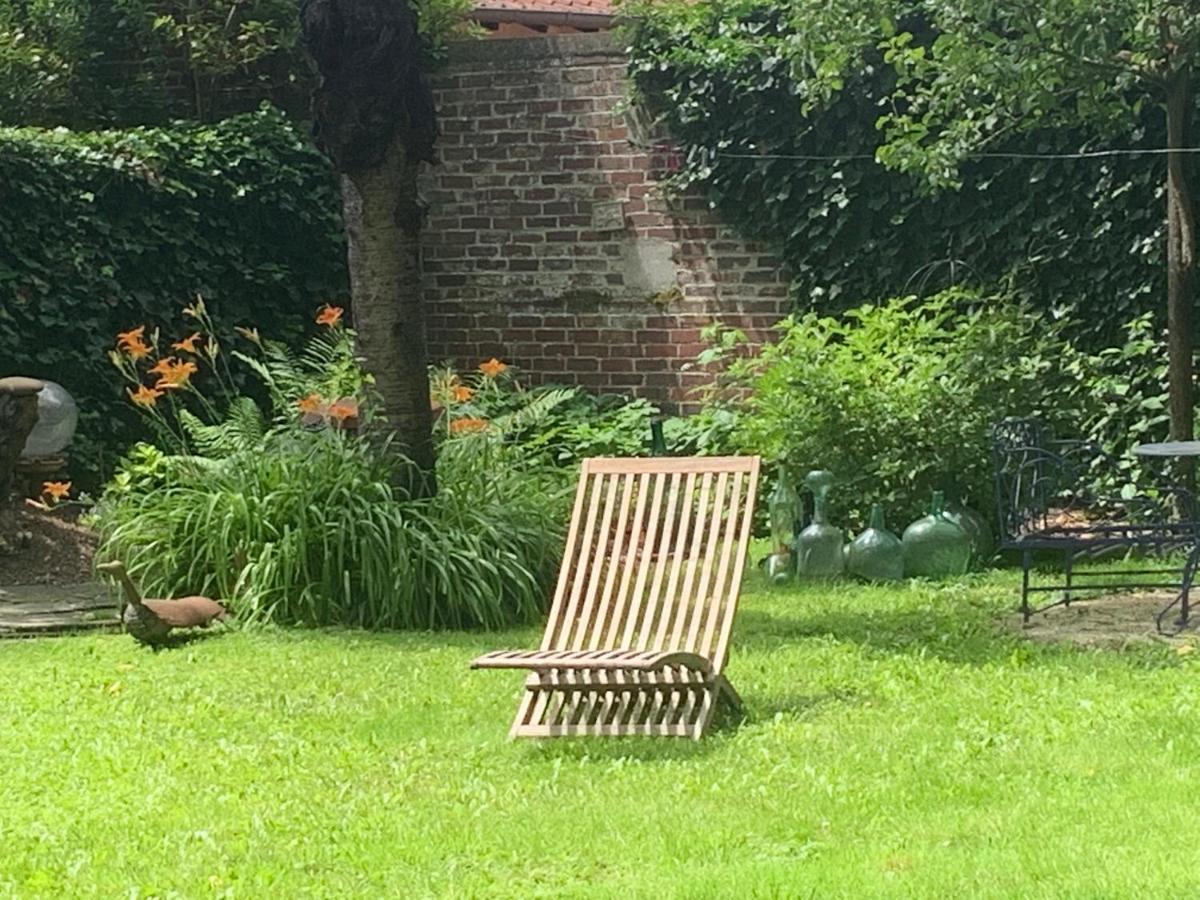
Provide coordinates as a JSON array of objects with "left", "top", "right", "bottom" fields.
[{"left": 627, "top": 0, "right": 1199, "bottom": 442}]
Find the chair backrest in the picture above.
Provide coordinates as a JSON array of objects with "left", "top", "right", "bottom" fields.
[
  {"left": 991, "top": 418, "right": 1096, "bottom": 540},
  {"left": 540, "top": 456, "right": 761, "bottom": 673}
]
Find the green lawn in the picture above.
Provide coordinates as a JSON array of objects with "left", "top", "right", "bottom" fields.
[{"left": 3, "top": 568, "right": 1200, "bottom": 898}]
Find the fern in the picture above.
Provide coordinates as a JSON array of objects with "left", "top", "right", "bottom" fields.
[
  {"left": 179, "top": 397, "right": 267, "bottom": 459},
  {"left": 489, "top": 387, "right": 577, "bottom": 437}
]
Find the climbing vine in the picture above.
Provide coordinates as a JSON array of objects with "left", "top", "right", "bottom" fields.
[{"left": 624, "top": 0, "right": 1171, "bottom": 348}]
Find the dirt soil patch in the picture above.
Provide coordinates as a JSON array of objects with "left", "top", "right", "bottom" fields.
[
  {"left": 0, "top": 503, "right": 97, "bottom": 586},
  {"left": 1009, "top": 592, "right": 1191, "bottom": 649}
]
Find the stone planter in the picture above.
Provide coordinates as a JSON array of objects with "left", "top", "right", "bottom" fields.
[{"left": 0, "top": 377, "right": 44, "bottom": 503}]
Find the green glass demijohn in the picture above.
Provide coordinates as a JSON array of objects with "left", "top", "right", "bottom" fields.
[
  {"left": 765, "top": 465, "right": 799, "bottom": 584},
  {"left": 902, "top": 491, "right": 971, "bottom": 578},
  {"left": 846, "top": 503, "right": 904, "bottom": 582},
  {"left": 945, "top": 501, "right": 994, "bottom": 569},
  {"left": 796, "top": 470, "right": 844, "bottom": 577}
]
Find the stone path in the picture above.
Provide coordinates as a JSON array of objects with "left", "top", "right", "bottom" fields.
[{"left": 0, "top": 582, "right": 120, "bottom": 637}]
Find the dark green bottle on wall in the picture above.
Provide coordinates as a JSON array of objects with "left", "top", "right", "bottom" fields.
[
  {"left": 649, "top": 417, "right": 667, "bottom": 456},
  {"left": 902, "top": 491, "right": 971, "bottom": 578},
  {"left": 846, "top": 503, "right": 904, "bottom": 582}
]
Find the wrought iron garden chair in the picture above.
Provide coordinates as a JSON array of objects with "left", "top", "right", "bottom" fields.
[{"left": 991, "top": 418, "right": 1200, "bottom": 632}]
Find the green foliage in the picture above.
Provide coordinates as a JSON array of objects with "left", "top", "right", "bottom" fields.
[
  {"left": 625, "top": 0, "right": 1172, "bottom": 347},
  {"left": 0, "top": 107, "right": 349, "bottom": 487},
  {"left": 876, "top": 0, "right": 1192, "bottom": 185},
  {"left": 430, "top": 362, "right": 718, "bottom": 464},
  {"left": 96, "top": 429, "right": 569, "bottom": 630},
  {"left": 95, "top": 321, "right": 571, "bottom": 631},
  {"left": 710, "top": 289, "right": 1106, "bottom": 527},
  {"left": 0, "top": 0, "right": 476, "bottom": 126}
]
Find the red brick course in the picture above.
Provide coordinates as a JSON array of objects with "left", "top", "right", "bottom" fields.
[{"left": 422, "top": 33, "right": 789, "bottom": 411}]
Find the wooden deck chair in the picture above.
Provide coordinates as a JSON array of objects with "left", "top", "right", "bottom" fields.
[{"left": 472, "top": 455, "right": 761, "bottom": 739}]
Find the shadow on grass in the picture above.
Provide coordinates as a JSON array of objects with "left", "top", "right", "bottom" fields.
[
  {"left": 733, "top": 600, "right": 1173, "bottom": 670},
  {"left": 134, "top": 629, "right": 229, "bottom": 652}
]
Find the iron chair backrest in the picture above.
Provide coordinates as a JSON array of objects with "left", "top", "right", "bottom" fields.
[
  {"left": 991, "top": 418, "right": 1088, "bottom": 542},
  {"left": 541, "top": 456, "right": 760, "bottom": 675}
]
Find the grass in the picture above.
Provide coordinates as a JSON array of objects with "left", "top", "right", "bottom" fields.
[{"left": 3, "top": 566, "right": 1200, "bottom": 897}]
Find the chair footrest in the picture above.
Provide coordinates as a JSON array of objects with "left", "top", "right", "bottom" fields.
[{"left": 471, "top": 648, "right": 712, "bottom": 675}]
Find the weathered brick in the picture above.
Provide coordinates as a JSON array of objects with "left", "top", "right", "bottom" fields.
[{"left": 421, "top": 35, "right": 791, "bottom": 408}]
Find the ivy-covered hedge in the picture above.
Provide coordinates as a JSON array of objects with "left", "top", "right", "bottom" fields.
[
  {"left": 625, "top": 0, "right": 1171, "bottom": 348},
  {"left": 0, "top": 105, "right": 348, "bottom": 484}
]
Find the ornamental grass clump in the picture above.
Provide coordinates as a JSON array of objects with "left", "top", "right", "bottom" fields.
[{"left": 95, "top": 302, "right": 570, "bottom": 630}]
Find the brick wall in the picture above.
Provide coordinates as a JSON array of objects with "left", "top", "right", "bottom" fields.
[{"left": 422, "top": 32, "right": 789, "bottom": 410}]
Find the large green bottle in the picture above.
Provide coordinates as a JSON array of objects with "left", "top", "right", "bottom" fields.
[
  {"left": 945, "top": 501, "right": 994, "bottom": 569},
  {"left": 797, "top": 470, "right": 844, "bottom": 577},
  {"left": 765, "top": 465, "right": 798, "bottom": 584},
  {"left": 902, "top": 491, "right": 971, "bottom": 578},
  {"left": 846, "top": 503, "right": 904, "bottom": 581}
]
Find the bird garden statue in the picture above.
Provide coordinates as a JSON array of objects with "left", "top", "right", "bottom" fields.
[{"left": 96, "top": 561, "right": 228, "bottom": 646}]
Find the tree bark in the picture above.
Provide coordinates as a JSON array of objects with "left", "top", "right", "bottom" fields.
[
  {"left": 301, "top": 0, "right": 439, "bottom": 495},
  {"left": 1166, "top": 68, "right": 1196, "bottom": 460},
  {"left": 342, "top": 141, "right": 436, "bottom": 487}
]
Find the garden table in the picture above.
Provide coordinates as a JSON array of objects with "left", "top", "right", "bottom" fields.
[
  {"left": 1132, "top": 441, "right": 1200, "bottom": 629},
  {"left": 1132, "top": 440, "right": 1200, "bottom": 459}
]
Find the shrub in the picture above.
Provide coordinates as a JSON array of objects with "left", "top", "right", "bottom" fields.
[
  {"left": 0, "top": 106, "right": 348, "bottom": 486},
  {"left": 430, "top": 360, "right": 717, "bottom": 464},
  {"left": 93, "top": 307, "right": 571, "bottom": 630},
  {"left": 709, "top": 289, "right": 1102, "bottom": 527}
]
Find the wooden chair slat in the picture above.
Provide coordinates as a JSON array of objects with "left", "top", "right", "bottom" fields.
[
  {"left": 633, "top": 471, "right": 682, "bottom": 650},
  {"left": 711, "top": 462, "right": 760, "bottom": 671},
  {"left": 567, "top": 472, "right": 619, "bottom": 650},
  {"left": 686, "top": 472, "right": 730, "bottom": 653},
  {"left": 542, "top": 462, "right": 601, "bottom": 650},
  {"left": 652, "top": 471, "right": 697, "bottom": 652},
  {"left": 699, "top": 470, "right": 744, "bottom": 663}
]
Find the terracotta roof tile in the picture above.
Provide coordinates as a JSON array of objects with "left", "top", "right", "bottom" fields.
[{"left": 475, "top": 0, "right": 613, "bottom": 16}]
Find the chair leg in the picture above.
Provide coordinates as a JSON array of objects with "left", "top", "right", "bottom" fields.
[
  {"left": 1063, "top": 549, "right": 1074, "bottom": 607},
  {"left": 1021, "top": 549, "right": 1033, "bottom": 623},
  {"left": 1157, "top": 540, "right": 1200, "bottom": 634}
]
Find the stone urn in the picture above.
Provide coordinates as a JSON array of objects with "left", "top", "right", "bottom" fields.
[{"left": 0, "top": 377, "right": 44, "bottom": 503}]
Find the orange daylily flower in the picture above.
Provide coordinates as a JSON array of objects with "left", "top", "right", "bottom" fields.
[
  {"left": 478, "top": 358, "right": 508, "bottom": 378},
  {"left": 316, "top": 304, "right": 344, "bottom": 327},
  {"left": 329, "top": 401, "right": 358, "bottom": 422},
  {"left": 297, "top": 393, "right": 323, "bottom": 414},
  {"left": 148, "top": 357, "right": 176, "bottom": 377},
  {"left": 116, "top": 325, "right": 152, "bottom": 360},
  {"left": 452, "top": 385, "right": 474, "bottom": 403},
  {"left": 449, "top": 417, "right": 489, "bottom": 434},
  {"left": 153, "top": 359, "right": 198, "bottom": 390},
  {"left": 128, "top": 384, "right": 163, "bottom": 407},
  {"left": 116, "top": 325, "right": 145, "bottom": 348},
  {"left": 42, "top": 481, "right": 71, "bottom": 501},
  {"left": 172, "top": 332, "right": 202, "bottom": 353}
]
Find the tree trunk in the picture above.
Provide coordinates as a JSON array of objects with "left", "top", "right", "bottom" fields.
[
  {"left": 1166, "top": 69, "right": 1196, "bottom": 490},
  {"left": 301, "top": 0, "right": 439, "bottom": 495},
  {"left": 342, "top": 140, "right": 436, "bottom": 491}
]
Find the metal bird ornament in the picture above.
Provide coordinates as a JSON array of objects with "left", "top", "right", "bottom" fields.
[{"left": 97, "top": 561, "right": 228, "bottom": 646}]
